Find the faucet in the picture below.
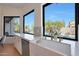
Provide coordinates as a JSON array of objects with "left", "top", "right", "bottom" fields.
[
  {"left": 49, "top": 29, "right": 54, "bottom": 40},
  {"left": 49, "top": 27, "right": 59, "bottom": 41},
  {"left": 49, "top": 27, "right": 62, "bottom": 42}
]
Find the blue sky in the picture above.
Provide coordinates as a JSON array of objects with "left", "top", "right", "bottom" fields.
[
  {"left": 24, "top": 12, "right": 34, "bottom": 28},
  {"left": 24, "top": 3, "right": 75, "bottom": 28},
  {"left": 45, "top": 3, "right": 75, "bottom": 27}
]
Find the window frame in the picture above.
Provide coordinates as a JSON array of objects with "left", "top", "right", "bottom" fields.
[
  {"left": 3, "top": 16, "right": 20, "bottom": 35},
  {"left": 43, "top": 3, "right": 78, "bottom": 41},
  {"left": 23, "top": 9, "right": 34, "bottom": 35}
]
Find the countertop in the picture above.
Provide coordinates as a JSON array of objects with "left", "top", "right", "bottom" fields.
[{"left": 14, "top": 33, "right": 73, "bottom": 56}]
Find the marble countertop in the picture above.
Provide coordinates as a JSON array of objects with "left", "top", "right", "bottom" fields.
[{"left": 14, "top": 33, "right": 75, "bottom": 56}]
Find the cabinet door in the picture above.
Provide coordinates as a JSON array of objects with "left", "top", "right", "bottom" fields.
[
  {"left": 14, "top": 36, "right": 22, "bottom": 55},
  {"left": 5, "top": 37, "right": 14, "bottom": 44},
  {"left": 22, "top": 39, "right": 29, "bottom": 56},
  {"left": 30, "top": 43, "right": 63, "bottom": 56}
]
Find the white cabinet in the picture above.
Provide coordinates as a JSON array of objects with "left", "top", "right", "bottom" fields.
[
  {"left": 5, "top": 36, "right": 15, "bottom": 44},
  {"left": 29, "top": 42, "right": 63, "bottom": 56},
  {"left": 14, "top": 36, "right": 22, "bottom": 55}
]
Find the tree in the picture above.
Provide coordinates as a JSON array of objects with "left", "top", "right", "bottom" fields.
[
  {"left": 25, "top": 25, "right": 30, "bottom": 32},
  {"left": 14, "top": 21, "right": 20, "bottom": 32},
  {"left": 45, "top": 20, "right": 53, "bottom": 34},
  {"left": 45, "top": 20, "right": 65, "bottom": 35},
  {"left": 54, "top": 21, "right": 65, "bottom": 30},
  {"left": 30, "top": 23, "right": 34, "bottom": 33}
]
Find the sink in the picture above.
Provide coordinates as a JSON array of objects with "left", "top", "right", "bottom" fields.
[{"left": 32, "top": 38, "right": 71, "bottom": 56}]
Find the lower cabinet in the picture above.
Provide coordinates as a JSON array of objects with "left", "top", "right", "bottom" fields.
[
  {"left": 29, "top": 42, "right": 63, "bottom": 56},
  {"left": 5, "top": 36, "right": 15, "bottom": 44},
  {"left": 14, "top": 36, "right": 22, "bottom": 55},
  {"left": 22, "top": 39, "right": 30, "bottom": 56}
]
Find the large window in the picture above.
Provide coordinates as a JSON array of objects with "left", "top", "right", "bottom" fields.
[
  {"left": 23, "top": 9, "right": 34, "bottom": 34},
  {"left": 43, "top": 3, "right": 77, "bottom": 41},
  {"left": 14, "top": 17, "right": 20, "bottom": 33}
]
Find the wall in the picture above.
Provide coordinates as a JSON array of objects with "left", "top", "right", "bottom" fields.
[
  {"left": 21, "top": 3, "right": 42, "bottom": 37},
  {"left": 2, "top": 6, "right": 21, "bottom": 16},
  {"left": 0, "top": 6, "right": 3, "bottom": 36},
  {"left": 0, "top": 3, "right": 42, "bottom": 37},
  {"left": 0, "top": 5, "right": 22, "bottom": 36},
  {"left": 0, "top": 5, "right": 23, "bottom": 52}
]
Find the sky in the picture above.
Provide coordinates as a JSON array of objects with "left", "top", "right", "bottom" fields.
[
  {"left": 24, "top": 3, "right": 75, "bottom": 28},
  {"left": 24, "top": 12, "right": 34, "bottom": 28},
  {"left": 45, "top": 3, "right": 75, "bottom": 27}
]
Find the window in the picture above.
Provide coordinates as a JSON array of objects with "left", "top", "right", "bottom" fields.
[
  {"left": 43, "top": 3, "right": 77, "bottom": 41},
  {"left": 14, "top": 17, "right": 20, "bottom": 33},
  {"left": 23, "top": 9, "right": 34, "bottom": 35}
]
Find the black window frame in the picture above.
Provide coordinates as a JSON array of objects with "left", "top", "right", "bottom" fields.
[
  {"left": 43, "top": 3, "right": 78, "bottom": 41},
  {"left": 23, "top": 9, "right": 34, "bottom": 35},
  {"left": 3, "top": 16, "right": 20, "bottom": 35}
]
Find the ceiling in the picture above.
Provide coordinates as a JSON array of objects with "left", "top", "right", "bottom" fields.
[{"left": 0, "top": 3, "right": 41, "bottom": 8}]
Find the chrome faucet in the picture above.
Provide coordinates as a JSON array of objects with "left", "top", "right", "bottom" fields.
[{"left": 49, "top": 29, "right": 54, "bottom": 40}]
